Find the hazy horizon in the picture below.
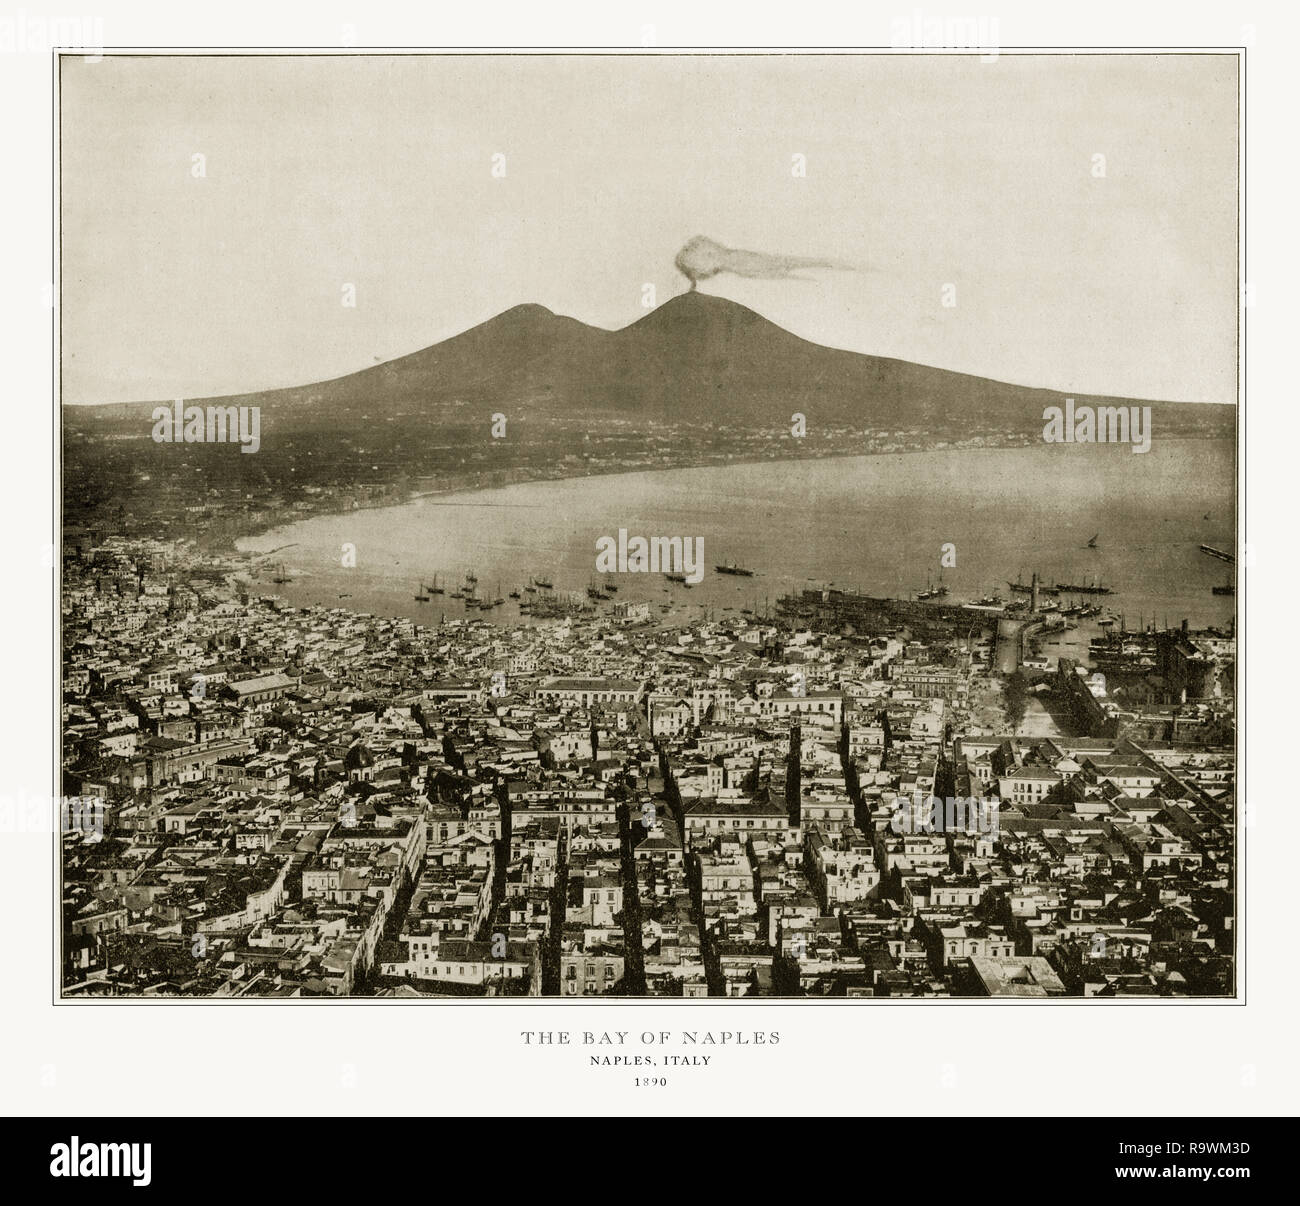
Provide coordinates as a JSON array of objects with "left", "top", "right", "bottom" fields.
[{"left": 61, "top": 291, "right": 1237, "bottom": 410}]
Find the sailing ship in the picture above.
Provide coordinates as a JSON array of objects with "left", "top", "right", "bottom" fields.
[
  {"left": 917, "top": 571, "right": 949, "bottom": 601},
  {"left": 1086, "top": 533, "right": 1099, "bottom": 549},
  {"left": 715, "top": 562, "right": 755, "bottom": 577}
]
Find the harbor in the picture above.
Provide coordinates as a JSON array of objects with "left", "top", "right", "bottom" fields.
[{"left": 238, "top": 440, "right": 1237, "bottom": 635}]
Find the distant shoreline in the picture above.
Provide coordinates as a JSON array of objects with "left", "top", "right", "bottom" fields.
[{"left": 234, "top": 433, "right": 1234, "bottom": 553}]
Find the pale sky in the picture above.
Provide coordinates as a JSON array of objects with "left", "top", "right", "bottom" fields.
[{"left": 60, "top": 53, "right": 1237, "bottom": 405}]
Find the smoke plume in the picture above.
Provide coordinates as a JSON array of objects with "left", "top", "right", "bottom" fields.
[{"left": 674, "top": 235, "right": 847, "bottom": 291}]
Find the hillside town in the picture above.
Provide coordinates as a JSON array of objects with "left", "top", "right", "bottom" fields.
[{"left": 61, "top": 536, "right": 1236, "bottom": 998}]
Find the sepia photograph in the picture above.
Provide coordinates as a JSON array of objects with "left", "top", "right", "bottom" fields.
[{"left": 58, "top": 50, "right": 1238, "bottom": 1002}]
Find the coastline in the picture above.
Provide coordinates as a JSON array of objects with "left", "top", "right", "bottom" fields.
[
  {"left": 234, "top": 436, "right": 1237, "bottom": 640},
  {"left": 231, "top": 431, "right": 1234, "bottom": 554}
]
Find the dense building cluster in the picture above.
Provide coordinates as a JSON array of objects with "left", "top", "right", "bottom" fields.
[{"left": 61, "top": 537, "right": 1235, "bottom": 997}]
